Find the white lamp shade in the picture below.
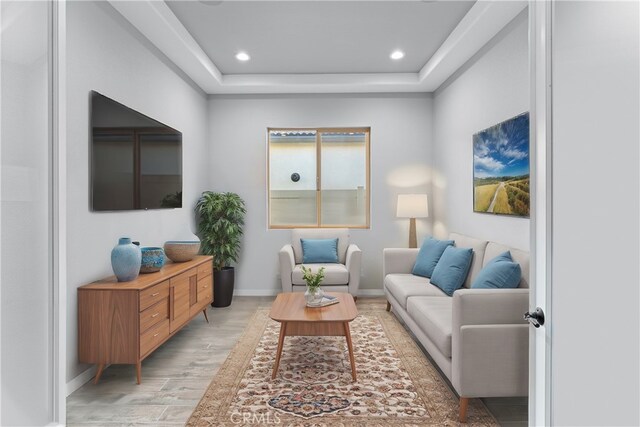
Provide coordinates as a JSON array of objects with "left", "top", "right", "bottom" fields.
[{"left": 397, "top": 194, "right": 429, "bottom": 218}]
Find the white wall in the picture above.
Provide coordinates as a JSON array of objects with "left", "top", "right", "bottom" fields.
[
  {"left": 551, "top": 2, "right": 639, "bottom": 425},
  {"left": 66, "top": 1, "right": 209, "bottom": 384},
  {"left": 432, "top": 11, "right": 529, "bottom": 249},
  {"left": 321, "top": 143, "right": 367, "bottom": 190},
  {"left": 208, "top": 94, "right": 433, "bottom": 293},
  {"left": 269, "top": 142, "right": 316, "bottom": 190},
  {"left": 270, "top": 143, "right": 366, "bottom": 191}
]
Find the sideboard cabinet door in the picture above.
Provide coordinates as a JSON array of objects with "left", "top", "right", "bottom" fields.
[{"left": 170, "top": 269, "right": 196, "bottom": 333}]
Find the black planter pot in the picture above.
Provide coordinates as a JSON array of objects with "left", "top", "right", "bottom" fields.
[{"left": 212, "top": 267, "right": 234, "bottom": 307}]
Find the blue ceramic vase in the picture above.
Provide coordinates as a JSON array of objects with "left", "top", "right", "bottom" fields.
[
  {"left": 111, "top": 237, "right": 142, "bottom": 282},
  {"left": 140, "top": 247, "right": 165, "bottom": 273}
]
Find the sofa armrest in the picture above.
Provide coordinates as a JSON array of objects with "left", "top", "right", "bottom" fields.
[
  {"left": 453, "top": 288, "right": 529, "bottom": 326},
  {"left": 278, "top": 245, "right": 295, "bottom": 292},
  {"left": 382, "top": 248, "right": 419, "bottom": 277},
  {"left": 452, "top": 289, "right": 530, "bottom": 398},
  {"left": 346, "top": 244, "right": 362, "bottom": 295},
  {"left": 452, "top": 324, "right": 529, "bottom": 397}
]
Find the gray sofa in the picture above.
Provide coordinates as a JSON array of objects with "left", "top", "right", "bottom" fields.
[{"left": 383, "top": 232, "right": 529, "bottom": 422}]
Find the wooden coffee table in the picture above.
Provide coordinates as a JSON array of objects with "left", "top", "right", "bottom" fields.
[{"left": 269, "top": 292, "right": 359, "bottom": 381}]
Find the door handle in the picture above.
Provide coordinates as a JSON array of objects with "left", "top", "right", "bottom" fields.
[{"left": 524, "top": 307, "right": 545, "bottom": 328}]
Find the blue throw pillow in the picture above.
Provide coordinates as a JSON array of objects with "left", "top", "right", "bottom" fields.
[
  {"left": 430, "top": 246, "right": 473, "bottom": 296},
  {"left": 301, "top": 238, "right": 339, "bottom": 263},
  {"left": 412, "top": 237, "right": 455, "bottom": 278},
  {"left": 471, "top": 251, "right": 522, "bottom": 289}
]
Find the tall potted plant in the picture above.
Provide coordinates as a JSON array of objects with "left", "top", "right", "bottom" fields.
[{"left": 196, "top": 191, "right": 246, "bottom": 307}]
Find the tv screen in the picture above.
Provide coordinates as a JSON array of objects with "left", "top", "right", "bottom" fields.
[{"left": 90, "top": 91, "right": 182, "bottom": 211}]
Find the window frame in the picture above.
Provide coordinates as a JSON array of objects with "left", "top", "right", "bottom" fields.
[{"left": 267, "top": 126, "right": 371, "bottom": 229}]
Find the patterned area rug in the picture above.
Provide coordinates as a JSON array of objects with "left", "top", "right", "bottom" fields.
[{"left": 188, "top": 302, "right": 497, "bottom": 426}]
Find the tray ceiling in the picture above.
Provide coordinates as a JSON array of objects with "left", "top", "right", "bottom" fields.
[
  {"left": 109, "top": 1, "right": 527, "bottom": 94},
  {"left": 166, "top": 1, "right": 475, "bottom": 75}
]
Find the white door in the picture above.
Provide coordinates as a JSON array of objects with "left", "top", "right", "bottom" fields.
[
  {"left": 530, "top": 1, "right": 640, "bottom": 426},
  {"left": 1, "top": 1, "right": 55, "bottom": 424},
  {"left": 528, "top": 1, "right": 552, "bottom": 425},
  {"left": 0, "top": 0, "right": 65, "bottom": 424}
]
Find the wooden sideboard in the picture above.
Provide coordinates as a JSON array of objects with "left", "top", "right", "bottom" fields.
[{"left": 78, "top": 255, "right": 213, "bottom": 384}]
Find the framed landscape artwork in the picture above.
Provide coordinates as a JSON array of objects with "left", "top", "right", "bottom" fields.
[{"left": 473, "top": 112, "right": 530, "bottom": 217}]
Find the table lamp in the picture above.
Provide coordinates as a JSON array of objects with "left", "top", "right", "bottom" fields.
[{"left": 397, "top": 194, "right": 429, "bottom": 248}]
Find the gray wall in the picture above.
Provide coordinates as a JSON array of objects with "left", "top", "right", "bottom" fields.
[
  {"left": 551, "top": 1, "right": 639, "bottom": 425},
  {"left": 207, "top": 94, "right": 434, "bottom": 294},
  {"left": 66, "top": 2, "right": 209, "bottom": 383},
  {"left": 432, "top": 12, "right": 529, "bottom": 250}
]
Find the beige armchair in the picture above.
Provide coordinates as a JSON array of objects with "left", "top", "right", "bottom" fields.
[{"left": 278, "top": 228, "right": 362, "bottom": 297}]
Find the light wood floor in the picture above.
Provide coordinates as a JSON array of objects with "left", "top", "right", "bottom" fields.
[{"left": 66, "top": 296, "right": 527, "bottom": 426}]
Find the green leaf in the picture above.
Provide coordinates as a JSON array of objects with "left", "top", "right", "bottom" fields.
[{"left": 194, "top": 191, "right": 247, "bottom": 270}]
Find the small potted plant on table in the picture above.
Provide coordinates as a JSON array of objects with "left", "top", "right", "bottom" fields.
[{"left": 301, "top": 265, "right": 325, "bottom": 306}]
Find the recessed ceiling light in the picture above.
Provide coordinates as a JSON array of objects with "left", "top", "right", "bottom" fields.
[
  {"left": 390, "top": 50, "right": 405, "bottom": 60},
  {"left": 236, "top": 52, "right": 250, "bottom": 61}
]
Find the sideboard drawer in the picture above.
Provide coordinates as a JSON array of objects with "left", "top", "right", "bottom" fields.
[
  {"left": 139, "top": 298, "right": 169, "bottom": 334},
  {"left": 197, "top": 276, "right": 213, "bottom": 305},
  {"left": 140, "top": 318, "right": 169, "bottom": 357},
  {"left": 139, "top": 281, "right": 169, "bottom": 312},
  {"left": 197, "top": 262, "right": 213, "bottom": 279}
]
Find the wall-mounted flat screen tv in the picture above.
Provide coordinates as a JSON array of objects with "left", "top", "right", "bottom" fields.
[{"left": 91, "top": 91, "right": 182, "bottom": 211}]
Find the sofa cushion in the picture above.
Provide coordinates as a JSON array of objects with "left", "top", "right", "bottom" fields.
[
  {"left": 412, "top": 237, "right": 454, "bottom": 278},
  {"left": 484, "top": 242, "right": 529, "bottom": 288},
  {"left": 384, "top": 274, "right": 447, "bottom": 309},
  {"left": 292, "top": 229, "right": 349, "bottom": 264},
  {"left": 301, "top": 238, "right": 339, "bottom": 263},
  {"left": 449, "top": 233, "right": 489, "bottom": 288},
  {"left": 407, "top": 296, "right": 453, "bottom": 358},
  {"left": 430, "top": 246, "right": 473, "bottom": 296},
  {"left": 472, "top": 251, "right": 522, "bottom": 289},
  {"left": 292, "top": 263, "right": 348, "bottom": 285}
]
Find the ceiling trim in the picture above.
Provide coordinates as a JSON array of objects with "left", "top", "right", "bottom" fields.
[{"left": 109, "top": 0, "right": 526, "bottom": 94}]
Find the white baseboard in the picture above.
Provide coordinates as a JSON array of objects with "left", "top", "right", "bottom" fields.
[
  {"left": 66, "top": 365, "right": 96, "bottom": 396},
  {"left": 233, "top": 288, "right": 385, "bottom": 297},
  {"left": 233, "top": 289, "right": 280, "bottom": 296},
  {"left": 357, "top": 289, "right": 385, "bottom": 297}
]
